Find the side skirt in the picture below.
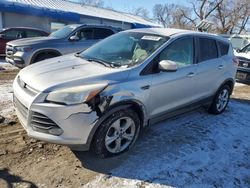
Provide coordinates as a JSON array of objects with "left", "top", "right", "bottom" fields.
[{"left": 148, "top": 96, "right": 213, "bottom": 126}]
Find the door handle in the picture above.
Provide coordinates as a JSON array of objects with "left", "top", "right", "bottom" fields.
[
  {"left": 141, "top": 85, "right": 150, "bottom": 90},
  {"left": 186, "top": 72, "right": 195, "bottom": 78},
  {"left": 218, "top": 65, "right": 224, "bottom": 69}
]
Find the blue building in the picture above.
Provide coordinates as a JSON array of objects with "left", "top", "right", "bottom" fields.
[{"left": 0, "top": 0, "right": 159, "bottom": 32}]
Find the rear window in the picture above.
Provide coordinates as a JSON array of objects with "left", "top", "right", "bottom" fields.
[
  {"left": 217, "top": 41, "right": 229, "bottom": 56},
  {"left": 199, "top": 38, "right": 218, "bottom": 62},
  {"left": 93, "top": 28, "right": 114, "bottom": 40}
]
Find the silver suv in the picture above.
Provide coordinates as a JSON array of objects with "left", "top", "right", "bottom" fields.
[
  {"left": 13, "top": 28, "right": 237, "bottom": 158},
  {"left": 6, "top": 24, "right": 119, "bottom": 68}
]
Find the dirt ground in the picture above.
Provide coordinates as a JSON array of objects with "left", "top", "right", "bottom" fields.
[{"left": 0, "top": 61, "right": 250, "bottom": 188}]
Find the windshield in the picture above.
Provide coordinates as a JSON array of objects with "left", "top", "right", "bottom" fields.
[
  {"left": 80, "top": 32, "right": 169, "bottom": 67},
  {"left": 49, "top": 25, "right": 77, "bottom": 39},
  {"left": 241, "top": 44, "right": 250, "bottom": 53}
]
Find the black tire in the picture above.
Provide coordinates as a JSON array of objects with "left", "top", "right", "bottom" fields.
[
  {"left": 92, "top": 109, "right": 140, "bottom": 158},
  {"left": 33, "top": 53, "right": 58, "bottom": 63},
  {"left": 208, "top": 85, "right": 231, "bottom": 114}
]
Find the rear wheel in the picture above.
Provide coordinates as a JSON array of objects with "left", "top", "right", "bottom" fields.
[
  {"left": 92, "top": 109, "right": 140, "bottom": 158},
  {"left": 208, "top": 85, "right": 231, "bottom": 114}
]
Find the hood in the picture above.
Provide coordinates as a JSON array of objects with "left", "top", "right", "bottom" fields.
[
  {"left": 234, "top": 52, "right": 250, "bottom": 60},
  {"left": 8, "top": 36, "right": 58, "bottom": 46},
  {"left": 19, "top": 54, "right": 130, "bottom": 92}
]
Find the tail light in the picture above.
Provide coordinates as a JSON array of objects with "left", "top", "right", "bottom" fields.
[{"left": 233, "top": 57, "right": 239, "bottom": 66}]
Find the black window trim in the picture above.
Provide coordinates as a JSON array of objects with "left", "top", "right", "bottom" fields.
[{"left": 140, "top": 36, "right": 196, "bottom": 76}]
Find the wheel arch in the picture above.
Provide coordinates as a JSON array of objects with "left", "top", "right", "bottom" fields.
[
  {"left": 86, "top": 99, "right": 147, "bottom": 149},
  {"left": 31, "top": 49, "right": 62, "bottom": 64},
  {"left": 219, "top": 78, "right": 234, "bottom": 95}
]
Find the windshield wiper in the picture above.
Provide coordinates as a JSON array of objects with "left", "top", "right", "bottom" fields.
[{"left": 85, "top": 58, "right": 112, "bottom": 68}]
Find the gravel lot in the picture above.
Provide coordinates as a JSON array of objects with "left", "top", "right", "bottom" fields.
[{"left": 0, "top": 58, "right": 249, "bottom": 188}]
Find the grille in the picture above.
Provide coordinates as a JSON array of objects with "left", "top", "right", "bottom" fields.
[
  {"left": 14, "top": 96, "right": 28, "bottom": 121},
  {"left": 31, "top": 112, "right": 59, "bottom": 131},
  {"left": 17, "top": 76, "right": 38, "bottom": 96},
  {"left": 6, "top": 44, "right": 15, "bottom": 58}
]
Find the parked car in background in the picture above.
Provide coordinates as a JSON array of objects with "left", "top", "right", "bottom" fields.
[
  {"left": 6, "top": 24, "right": 121, "bottom": 68},
  {"left": 235, "top": 43, "right": 250, "bottom": 82},
  {"left": 220, "top": 34, "right": 250, "bottom": 50},
  {"left": 0, "top": 27, "right": 48, "bottom": 55},
  {"left": 13, "top": 28, "right": 237, "bottom": 158}
]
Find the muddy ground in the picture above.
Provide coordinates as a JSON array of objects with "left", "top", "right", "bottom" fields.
[{"left": 0, "top": 61, "right": 249, "bottom": 188}]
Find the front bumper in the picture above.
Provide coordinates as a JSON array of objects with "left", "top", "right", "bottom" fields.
[
  {"left": 13, "top": 77, "right": 99, "bottom": 150},
  {"left": 6, "top": 56, "right": 25, "bottom": 68},
  {"left": 236, "top": 68, "right": 250, "bottom": 82}
]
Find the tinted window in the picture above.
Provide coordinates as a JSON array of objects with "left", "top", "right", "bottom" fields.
[
  {"left": 199, "top": 38, "right": 218, "bottom": 62},
  {"left": 159, "top": 37, "right": 194, "bottom": 67},
  {"left": 93, "top": 28, "right": 114, "bottom": 39},
  {"left": 4, "top": 29, "right": 25, "bottom": 39},
  {"left": 26, "top": 30, "right": 43, "bottom": 37},
  {"left": 218, "top": 41, "right": 229, "bottom": 56}
]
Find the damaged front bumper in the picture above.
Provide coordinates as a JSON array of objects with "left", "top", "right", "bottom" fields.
[{"left": 13, "top": 78, "right": 100, "bottom": 150}]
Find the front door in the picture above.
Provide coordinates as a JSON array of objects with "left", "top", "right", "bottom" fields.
[{"left": 149, "top": 37, "right": 199, "bottom": 118}]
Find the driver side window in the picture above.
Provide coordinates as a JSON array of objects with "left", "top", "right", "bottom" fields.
[
  {"left": 73, "top": 29, "right": 94, "bottom": 40},
  {"left": 159, "top": 37, "right": 194, "bottom": 68}
]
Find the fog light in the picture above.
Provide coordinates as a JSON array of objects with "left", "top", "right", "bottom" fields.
[
  {"left": 48, "top": 128, "right": 64, "bottom": 136},
  {"left": 14, "top": 58, "right": 24, "bottom": 64}
]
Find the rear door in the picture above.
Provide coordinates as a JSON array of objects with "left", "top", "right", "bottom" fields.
[{"left": 195, "top": 37, "right": 223, "bottom": 99}]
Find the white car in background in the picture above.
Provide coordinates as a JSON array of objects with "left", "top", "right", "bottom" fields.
[{"left": 234, "top": 44, "right": 250, "bottom": 82}]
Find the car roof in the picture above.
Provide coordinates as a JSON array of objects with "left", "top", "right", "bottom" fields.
[
  {"left": 2, "top": 27, "right": 48, "bottom": 33},
  {"left": 67, "top": 24, "right": 121, "bottom": 30},
  {"left": 126, "top": 28, "right": 229, "bottom": 43},
  {"left": 127, "top": 28, "right": 192, "bottom": 36}
]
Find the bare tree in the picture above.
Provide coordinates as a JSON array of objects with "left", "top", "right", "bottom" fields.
[
  {"left": 213, "top": 0, "right": 250, "bottom": 34},
  {"left": 153, "top": 4, "right": 193, "bottom": 29},
  {"left": 79, "top": 0, "right": 104, "bottom": 7},
  {"left": 132, "top": 7, "right": 150, "bottom": 19},
  {"left": 190, "top": 0, "right": 224, "bottom": 20}
]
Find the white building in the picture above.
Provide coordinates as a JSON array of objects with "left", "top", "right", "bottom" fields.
[{"left": 0, "top": 0, "right": 160, "bottom": 32}]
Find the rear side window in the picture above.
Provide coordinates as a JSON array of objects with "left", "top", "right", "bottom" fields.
[
  {"left": 26, "top": 30, "right": 44, "bottom": 37},
  {"left": 199, "top": 38, "right": 218, "bottom": 62},
  {"left": 93, "top": 28, "right": 114, "bottom": 40},
  {"left": 217, "top": 41, "right": 229, "bottom": 56},
  {"left": 4, "top": 29, "right": 25, "bottom": 39}
]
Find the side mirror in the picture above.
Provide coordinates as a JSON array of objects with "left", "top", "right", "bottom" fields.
[
  {"left": 159, "top": 60, "right": 178, "bottom": 72},
  {"left": 236, "top": 48, "right": 241, "bottom": 53},
  {"left": 0, "top": 34, "right": 5, "bottom": 39},
  {"left": 69, "top": 35, "right": 80, "bottom": 41}
]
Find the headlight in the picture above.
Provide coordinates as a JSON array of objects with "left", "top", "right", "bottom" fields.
[
  {"left": 46, "top": 83, "right": 107, "bottom": 105},
  {"left": 15, "top": 46, "right": 33, "bottom": 52}
]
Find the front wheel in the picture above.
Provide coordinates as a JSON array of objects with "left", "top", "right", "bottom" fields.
[
  {"left": 208, "top": 85, "right": 231, "bottom": 114},
  {"left": 92, "top": 109, "right": 140, "bottom": 158}
]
